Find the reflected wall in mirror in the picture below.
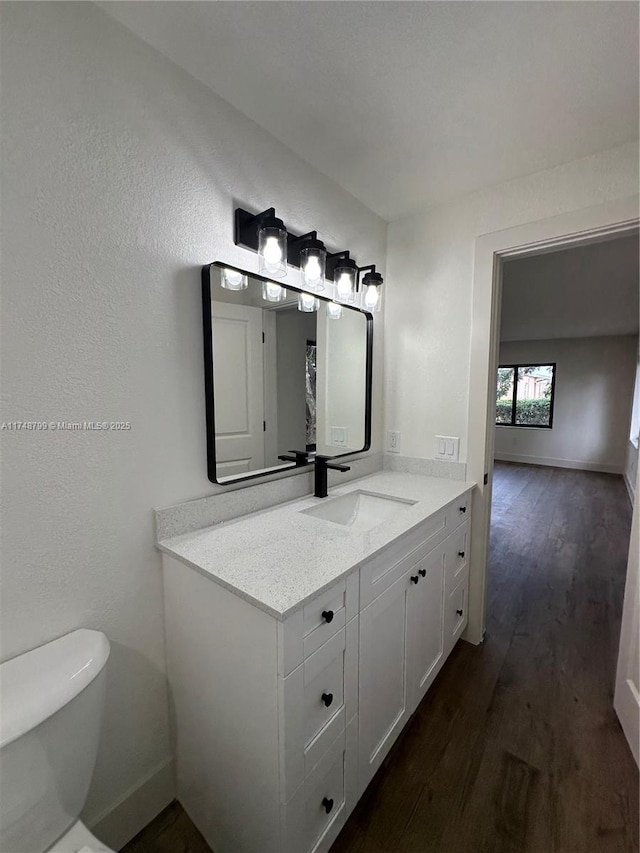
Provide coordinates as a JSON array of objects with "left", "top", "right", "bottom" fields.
[{"left": 202, "top": 263, "right": 373, "bottom": 484}]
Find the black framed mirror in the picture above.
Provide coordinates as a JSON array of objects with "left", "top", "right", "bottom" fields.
[{"left": 202, "top": 262, "right": 373, "bottom": 484}]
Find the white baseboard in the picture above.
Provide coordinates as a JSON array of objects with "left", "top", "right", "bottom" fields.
[
  {"left": 624, "top": 470, "right": 636, "bottom": 506},
  {"left": 87, "top": 756, "right": 175, "bottom": 850},
  {"left": 494, "top": 452, "right": 623, "bottom": 475}
]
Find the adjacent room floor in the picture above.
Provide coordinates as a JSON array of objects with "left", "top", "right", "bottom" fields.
[{"left": 122, "top": 462, "right": 638, "bottom": 853}]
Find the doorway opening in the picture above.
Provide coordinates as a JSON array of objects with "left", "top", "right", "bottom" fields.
[{"left": 467, "top": 198, "right": 639, "bottom": 765}]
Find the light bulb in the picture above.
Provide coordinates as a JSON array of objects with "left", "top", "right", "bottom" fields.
[
  {"left": 221, "top": 268, "right": 247, "bottom": 291},
  {"left": 258, "top": 221, "right": 287, "bottom": 277},
  {"left": 327, "top": 301, "right": 342, "bottom": 320},
  {"left": 304, "top": 255, "right": 322, "bottom": 286},
  {"left": 263, "top": 236, "right": 283, "bottom": 267},
  {"left": 262, "top": 282, "right": 285, "bottom": 303},
  {"left": 364, "top": 283, "right": 379, "bottom": 309},
  {"left": 299, "top": 244, "right": 326, "bottom": 291},
  {"left": 298, "top": 292, "right": 319, "bottom": 313},
  {"left": 336, "top": 272, "right": 353, "bottom": 299}
]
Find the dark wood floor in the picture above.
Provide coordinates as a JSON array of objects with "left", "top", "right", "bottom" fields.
[{"left": 122, "top": 463, "right": 638, "bottom": 853}]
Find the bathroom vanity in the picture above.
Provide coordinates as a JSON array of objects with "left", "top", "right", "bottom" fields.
[{"left": 158, "top": 471, "right": 473, "bottom": 853}]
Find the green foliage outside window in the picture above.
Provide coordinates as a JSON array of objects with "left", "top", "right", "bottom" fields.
[{"left": 495, "top": 398, "right": 552, "bottom": 426}]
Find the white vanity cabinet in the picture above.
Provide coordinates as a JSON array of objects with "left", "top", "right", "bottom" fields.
[
  {"left": 162, "top": 558, "right": 360, "bottom": 853},
  {"left": 160, "top": 485, "right": 472, "bottom": 853},
  {"left": 358, "top": 497, "right": 470, "bottom": 792}
]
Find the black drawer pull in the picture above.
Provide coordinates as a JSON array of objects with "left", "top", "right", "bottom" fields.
[
  {"left": 322, "top": 610, "right": 334, "bottom": 624},
  {"left": 322, "top": 797, "right": 334, "bottom": 814},
  {"left": 410, "top": 575, "right": 419, "bottom": 584},
  {"left": 321, "top": 692, "right": 334, "bottom": 708},
  {"left": 418, "top": 569, "right": 426, "bottom": 577},
  {"left": 456, "top": 609, "right": 463, "bottom": 616},
  {"left": 459, "top": 506, "right": 467, "bottom": 513},
  {"left": 458, "top": 551, "right": 465, "bottom": 558}
]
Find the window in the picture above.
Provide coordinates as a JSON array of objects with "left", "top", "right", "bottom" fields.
[{"left": 496, "top": 363, "right": 556, "bottom": 428}]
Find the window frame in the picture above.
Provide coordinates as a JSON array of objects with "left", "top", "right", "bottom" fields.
[{"left": 496, "top": 362, "right": 557, "bottom": 429}]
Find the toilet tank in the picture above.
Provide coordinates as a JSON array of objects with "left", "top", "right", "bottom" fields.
[{"left": 0, "top": 630, "right": 110, "bottom": 853}]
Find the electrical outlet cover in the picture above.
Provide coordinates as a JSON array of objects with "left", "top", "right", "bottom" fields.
[{"left": 387, "top": 431, "right": 401, "bottom": 453}]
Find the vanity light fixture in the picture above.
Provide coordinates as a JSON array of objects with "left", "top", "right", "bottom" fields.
[
  {"left": 327, "top": 301, "right": 343, "bottom": 320},
  {"left": 221, "top": 267, "right": 248, "bottom": 291},
  {"left": 359, "top": 265, "right": 383, "bottom": 314},
  {"left": 234, "top": 207, "right": 287, "bottom": 278},
  {"left": 262, "top": 281, "right": 287, "bottom": 303},
  {"left": 298, "top": 292, "right": 319, "bottom": 313},
  {"left": 298, "top": 237, "right": 327, "bottom": 291},
  {"left": 329, "top": 253, "right": 358, "bottom": 303},
  {"left": 234, "top": 206, "right": 382, "bottom": 314}
]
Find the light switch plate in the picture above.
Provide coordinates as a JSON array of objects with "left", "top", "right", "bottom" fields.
[
  {"left": 387, "top": 431, "right": 401, "bottom": 453},
  {"left": 331, "top": 426, "right": 348, "bottom": 446},
  {"left": 435, "top": 435, "right": 460, "bottom": 461}
]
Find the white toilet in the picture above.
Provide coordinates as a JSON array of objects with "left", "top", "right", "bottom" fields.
[{"left": 0, "top": 629, "right": 116, "bottom": 853}]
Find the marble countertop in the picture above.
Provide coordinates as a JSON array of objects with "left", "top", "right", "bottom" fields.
[{"left": 158, "top": 471, "right": 475, "bottom": 620}]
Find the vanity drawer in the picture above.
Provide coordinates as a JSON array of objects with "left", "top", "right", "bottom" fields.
[
  {"left": 445, "top": 520, "right": 469, "bottom": 594},
  {"left": 279, "top": 573, "right": 358, "bottom": 675},
  {"left": 445, "top": 578, "right": 468, "bottom": 656},
  {"left": 303, "top": 631, "right": 346, "bottom": 745},
  {"left": 360, "top": 509, "right": 449, "bottom": 608},
  {"left": 279, "top": 618, "right": 358, "bottom": 801},
  {"left": 455, "top": 494, "right": 470, "bottom": 520},
  {"left": 282, "top": 730, "right": 346, "bottom": 853}
]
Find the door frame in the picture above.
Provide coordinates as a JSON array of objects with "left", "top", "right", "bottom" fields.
[{"left": 465, "top": 194, "right": 639, "bottom": 645}]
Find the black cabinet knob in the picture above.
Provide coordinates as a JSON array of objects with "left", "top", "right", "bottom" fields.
[
  {"left": 459, "top": 506, "right": 467, "bottom": 513},
  {"left": 322, "top": 610, "right": 334, "bottom": 624},
  {"left": 321, "top": 692, "right": 334, "bottom": 707},
  {"left": 458, "top": 551, "right": 465, "bottom": 558},
  {"left": 410, "top": 575, "right": 419, "bottom": 584},
  {"left": 456, "top": 609, "right": 463, "bottom": 616},
  {"left": 418, "top": 569, "right": 426, "bottom": 577},
  {"left": 322, "top": 797, "right": 334, "bottom": 814}
]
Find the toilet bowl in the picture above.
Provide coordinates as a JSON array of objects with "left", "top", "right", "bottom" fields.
[{"left": 0, "top": 630, "right": 116, "bottom": 853}]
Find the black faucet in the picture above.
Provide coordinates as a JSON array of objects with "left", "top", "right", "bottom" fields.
[
  {"left": 278, "top": 449, "right": 310, "bottom": 466},
  {"left": 314, "top": 455, "right": 350, "bottom": 498}
]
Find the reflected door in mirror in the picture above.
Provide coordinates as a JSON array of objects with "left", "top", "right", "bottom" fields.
[{"left": 211, "top": 302, "right": 265, "bottom": 477}]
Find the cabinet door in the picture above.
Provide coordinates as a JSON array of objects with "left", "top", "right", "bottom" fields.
[
  {"left": 358, "top": 571, "right": 412, "bottom": 793},
  {"left": 444, "top": 579, "right": 468, "bottom": 658},
  {"left": 408, "top": 545, "right": 445, "bottom": 711}
]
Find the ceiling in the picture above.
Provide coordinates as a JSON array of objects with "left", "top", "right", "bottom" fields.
[
  {"left": 99, "top": 2, "right": 639, "bottom": 222},
  {"left": 500, "top": 233, "right": 640, "bottom": 342}
]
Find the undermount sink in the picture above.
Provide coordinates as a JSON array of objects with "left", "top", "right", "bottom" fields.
[{"left": 301, "top": 490, "right": 417, "bottom": 532}]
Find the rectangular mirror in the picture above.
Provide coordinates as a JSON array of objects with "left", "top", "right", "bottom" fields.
[{"left": 202, "top": 262, "right": 373, "bottom": 484}]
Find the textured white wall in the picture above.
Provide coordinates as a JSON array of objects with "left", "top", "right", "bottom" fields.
[
  {"left": 500, "top": 234, "right": 639, "bottom": 342},
  {"left": 385, "top": 142, "right": 639, "bottom": 462},
  {"left": 494, "top": 336, "right": 638, "bottom": 473},
  {"left": 0, "top": 1, "right": 386, "bottom": 838}
]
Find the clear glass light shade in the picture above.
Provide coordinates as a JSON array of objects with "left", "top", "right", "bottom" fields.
[
  {"left": 262, "top": 281, "right": 287, "bottom": 303},
  {"left": 327, "top": 301, "right": 343, "bottom": 320},
  {"left": 258, "top": 226, "right": 287, "bottom": 278},
  {"left": 363, "top": 283, "right": 382, "bottom": 313},
  {"left": 298, "top": 292, "right": 319, "bottom": 313},
  {"left": 300, "top": 246, "right": 326, "bottom": 291},
  {"left": 334, "top": 268, "right": 356, "bottom": 302},
  {"left": 221, "top": 268, "right": 248, "bottom": 291}
]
